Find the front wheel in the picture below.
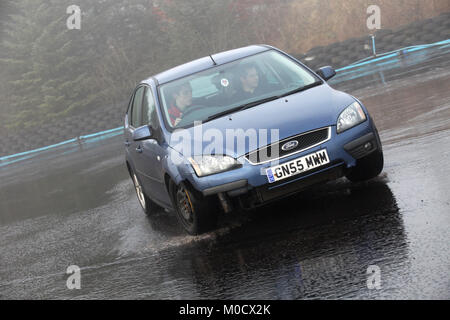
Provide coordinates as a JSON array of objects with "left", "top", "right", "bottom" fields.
[
  {"left": 346, "top": 149, "right": 384, "bottom": 182},
  {"left": 171, "top": 182, "right": 219, "bottom": 235}
]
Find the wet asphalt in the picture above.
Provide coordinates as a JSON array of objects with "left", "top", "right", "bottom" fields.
[{"left": 0, "top": 47, "right": 449, "bottom": 299}]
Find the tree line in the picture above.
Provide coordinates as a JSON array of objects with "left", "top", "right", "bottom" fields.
[
  {"left": 1, "top": 0, "right": 447, "bottom": 131},
  {"left": 0, "top": 0, "right": 281, "bottom": 130}
]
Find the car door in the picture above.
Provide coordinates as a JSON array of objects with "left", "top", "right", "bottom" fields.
[{"left": 132, "top": 86, "right": 172, "bottom": 207}]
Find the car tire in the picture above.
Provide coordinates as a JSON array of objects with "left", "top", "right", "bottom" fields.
[
  {"left": 131, "top": 170, "right": 162, "bottom": 215},
  {"left": 171, "top": 181, "right": 218, "bottom": 235},
  {"left": 346, "top": 149, "right": 384, "bottom": 182}
]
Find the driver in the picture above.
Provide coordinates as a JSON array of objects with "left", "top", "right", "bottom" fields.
[
  {"left": 168, "top": 82, "right": 193, "bottom": 126},
  {"left": 232, "top": 63, "right": 263, "bottom": 102}
]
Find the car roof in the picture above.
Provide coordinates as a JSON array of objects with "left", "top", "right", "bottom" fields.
[{"left": 144, "top": 45, "right": 270, "bottom": 85}]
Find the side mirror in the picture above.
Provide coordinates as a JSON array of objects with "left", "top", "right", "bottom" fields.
[
  {"left": 316, "top": 66, "right": 336, "bottom": 81},
  {"left": 132, "top": 125, "right": 152, "bottom": 141}
]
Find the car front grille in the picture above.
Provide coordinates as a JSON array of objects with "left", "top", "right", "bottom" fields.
[{"left": 245, "top": 127, "right": 330, "bottom": 164}]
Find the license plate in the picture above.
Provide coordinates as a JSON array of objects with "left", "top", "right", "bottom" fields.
[{"left": 266, "top": 149, "right": 330, "bottom": 183}]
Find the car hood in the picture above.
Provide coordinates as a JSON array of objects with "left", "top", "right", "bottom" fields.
[{"left": 168, "top": 84, "right": 355, "bottom": 159}]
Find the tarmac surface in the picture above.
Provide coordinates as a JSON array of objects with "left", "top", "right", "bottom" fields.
[{"left": 0, "top": 46, "right": 449, "bottom": 299}]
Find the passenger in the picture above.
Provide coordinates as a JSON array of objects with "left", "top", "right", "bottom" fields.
[{"left": 168, "top": 82, "right": 193, "bottom": 126}]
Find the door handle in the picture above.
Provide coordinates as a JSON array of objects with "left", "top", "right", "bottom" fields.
[
  {"left": 136, "top": 145, "right": 143, "bottom": 153},
  {"left": 124, "top": 140, "right": 130, "bottom": 147}
]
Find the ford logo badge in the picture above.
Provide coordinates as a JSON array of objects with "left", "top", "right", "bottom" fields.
[{"left": 281, "top": 140, "right": 299, "bottom": 151}]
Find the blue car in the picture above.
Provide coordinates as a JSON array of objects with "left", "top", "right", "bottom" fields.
[{"left": 124, "top": 45, "right": 383, "bottom": 234}]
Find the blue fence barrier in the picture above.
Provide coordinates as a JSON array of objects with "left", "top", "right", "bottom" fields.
[
  {"left": 1, "top": 38, "right": 449, "bottom": 167},
  {"left": 0, "top": 127, "right": 124, "bottom": 166},
  {"left": 336, "top": 39, "right": 450, "bottom": 72}
]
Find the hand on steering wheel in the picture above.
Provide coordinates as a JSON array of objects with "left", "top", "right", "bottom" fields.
[
  {"left": 179, "top": 105, "right": 209, "bottom": 118},
  {"left": 174, "top": 118, "right": 182, "bottom": 126}
]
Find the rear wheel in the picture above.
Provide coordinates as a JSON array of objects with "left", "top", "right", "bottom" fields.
[
  {"left": 346, "top": 149, "right": 384, "bottom": 182},
  {"left": 131, "top": 171, "right": 162, "bottom": 215},
  {"left": 171, "top": 182, "right": 218, "bottom": 235}
]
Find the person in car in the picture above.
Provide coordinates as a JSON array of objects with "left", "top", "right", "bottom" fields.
[
  {"left": 233, "top": 63, "right": 264, "bottom": 102},
  {"left": 168, "top": 82, "right": 193, "bottom": 126}
]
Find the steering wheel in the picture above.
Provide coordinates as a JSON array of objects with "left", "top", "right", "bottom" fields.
[{"left": 180, "top": 105, "right": 210, "bottom": 119}]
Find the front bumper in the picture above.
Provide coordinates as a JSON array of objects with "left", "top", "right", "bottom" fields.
[
  {"left": 188, "top": 118, "right": 381, "bottom": 206},
  {"left": 343, "top": 132, "right": 379, "bottom": 159}
]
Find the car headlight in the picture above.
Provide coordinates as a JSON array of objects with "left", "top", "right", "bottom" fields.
[
  {"left": 188, "top": 155, "right": 241, "bottom": 177},
  {"left": 336, "top": 101, "right": 367, "bottom": 133}
]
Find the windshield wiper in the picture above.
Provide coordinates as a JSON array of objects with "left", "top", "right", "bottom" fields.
[
  {"left": 205, "top": 95, "right": 280, "bottom": 123},
  {"left": 234, "top": 81, "right": 323, "bottom": 113},
  {"left": 204, "top": 81, "right": 322, "bottom": 123},
  {"left": 238, "top": 95, "right": 282, "bottom": 112},
  {"left": 278, "top": 81, "right": 323, "bottom": 98},
  {"left": 205, "top": 106, "right": 244, "bottom": 123}
]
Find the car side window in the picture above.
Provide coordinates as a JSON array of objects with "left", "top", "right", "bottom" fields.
[
  {"left": 131, "top": 86, "right": 145, "bottom": 127},
  {"left": 142, "top": 87, "right": 159, "bottom": 129}
]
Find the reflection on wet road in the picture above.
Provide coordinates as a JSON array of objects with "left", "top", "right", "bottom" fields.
[{"left": 1, "top": 48, "right": 449, "bottom": 299}]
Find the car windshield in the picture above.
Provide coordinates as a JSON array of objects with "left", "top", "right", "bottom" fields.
[{"left": 159, "top": 50, "right": 320, "bottom": 129}]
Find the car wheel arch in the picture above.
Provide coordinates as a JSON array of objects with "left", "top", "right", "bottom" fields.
[{"left": 168, "top": 176, "right": 203, "bottom": 202}]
